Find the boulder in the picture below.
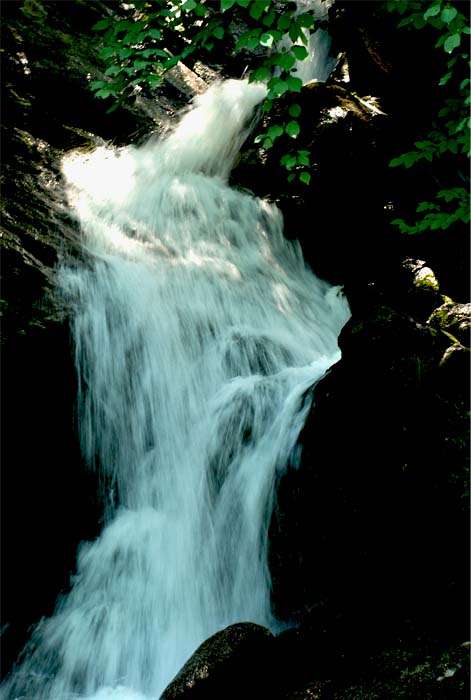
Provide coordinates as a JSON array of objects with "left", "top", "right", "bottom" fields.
[
  {"left": 160, "top": 622, "right": 275, "bottom": 700},
  {"left": 428, "top": 301, "right": 471, "bottom": 346}
]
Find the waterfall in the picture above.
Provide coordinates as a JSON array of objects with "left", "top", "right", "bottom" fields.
[
  {"left": 2, "top": 79, "right": 350, "bottom": 700},
  {"left": 284, "top": 0, "right": 338, "bottom": 84}
]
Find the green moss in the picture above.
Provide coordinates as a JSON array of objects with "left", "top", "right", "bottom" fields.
[{"left": 414, "top": 267, "right": 440, "bottom": 292}]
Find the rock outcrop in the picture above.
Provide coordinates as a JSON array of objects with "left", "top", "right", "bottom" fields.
[{"left": 160, "top": 623, "right": 275, "bottom": 700}]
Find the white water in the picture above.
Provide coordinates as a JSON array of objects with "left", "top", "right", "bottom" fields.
[
  {"left": 283, "top": 0, "right": 338, "bottom": 84},
  {"left": 2, "top": 79, "right": 350, "bottom": 700}
]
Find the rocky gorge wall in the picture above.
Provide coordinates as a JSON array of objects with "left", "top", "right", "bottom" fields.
[{"left": 1, "top": 1, "right": 469, "bottom": 697}]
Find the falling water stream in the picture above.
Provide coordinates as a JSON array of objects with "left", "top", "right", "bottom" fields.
[{"left": 3, "top": 57, "right": 349, "bottom": 700}]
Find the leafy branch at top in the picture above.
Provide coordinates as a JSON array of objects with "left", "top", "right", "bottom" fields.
[{"left": 89, "top": 0, "right": 318, "bottom": 185}]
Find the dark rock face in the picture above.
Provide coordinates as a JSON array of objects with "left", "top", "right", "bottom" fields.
[
  {"left": 270, "top": 296, "right": 469, "bottom": 650},
  {"left": 160, "top": 623, "right": 275, "bottom": 700}
]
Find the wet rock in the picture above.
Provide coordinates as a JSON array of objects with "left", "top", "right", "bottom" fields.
[
  {"left": 332, "top": 639, "right": 471, "bottom": 700},
  {"left": 284, "top": 681, "right": 332, "bottom": 699},
  {"left": 428, "top": 301, "right": 471, "bottom": 346},
  {"left": 397, "top": 258, "right": 444, "bottom": 321},
  {"left": 270, "top": 296, "right": 469, "bottom": 649},
  {"left": 160, "top": 622, "right": 275, "bottom": 699}
]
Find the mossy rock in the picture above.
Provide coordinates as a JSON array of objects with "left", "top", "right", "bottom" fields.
[{"left": 428, "top": 301, "right": 471, "bottom": 346}]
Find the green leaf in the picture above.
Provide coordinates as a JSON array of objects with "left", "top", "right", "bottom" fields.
[
  {"left": 236, "top": 29, "right": 262, "bottom": 50},
  {"left": 122, "top": 32, "right": 136, "bottom": 46},
  {"left": 114, "top": 19, "right": 133, "bottom": 32},
  {"left": 427, "top": 16, "right": 445, "bottom": 29},
  {"left": 397, "top": 0, "right": 410, "bottom": 15},
  {"left": 89, "top": 80, "right": 107, "bottom": 90},
  {"left": 142, "top": 48, "right": 169, "bottom": 58},
  {"left": 268, "top": 76, "right": 286, "bottom": 94},
  {"left": 95, "top": 88, "right": 113, "bottom": 99},
  {"left": 92, "top": 19, "right": 111, "bottom": 30},
  {"left": 439, "top": 71, "right": 452, "bottom": 85},
  {"left": 250, "top": 1, "right": 270, "bottom": 21},
  {"left": 247, "top": 35, "right": 262, "bottom": 49},
  {"left": 447, "top": 139, "right": 459, "bottom": 154},
  {"left": 291, "top": 45, "right": 308, "bottom": 61},
  {"left": 416, "top": 201, "right": 436, "bottom": 212},
  {"left": 286, "top": 76, "right": 303, "bottom": 92},
  {"left": 134, "top": 59, "right": 149, "bottom": 70},
  {"left": 441, "top": 6, "right": 457, "bottom": 23},
  {"left": 397, "top": 16, "right": 414, "bottom": 27},
  {"left": 415, "top": 140, "right": 433, "bottom": 149},
  {"left": 412, "top": 16, "right": 427, "bottom": 29},
  {"left": 454, "top": 117, "right": 468, "bottom": 133},
  {"left": 287, "top": 173, "right": 296, "bottom": 183},
  {"left": 99, "top": 46, "right": 116, "bottom": 59},
  {"left": 275, "top": 80, "right": 289, "bottom": 96},
  {"left": 277, "top": 12, "right": 292, "bottom": 31},
  {"left": 299, "top": 171, "right": 311, "bottom": 185},
  {"left": 404, "top": 152, "right": 419, "bottom": 167},
  {"left": 104, "top": 65, "right": 123, "bottom": 76},
  {"left": 263, "top": 10, "right": 276, "bottom": 26},
  {"left": 251, "top": 66, "right": 270, "bottom": 82},
  {"left": 280, "top": 153, "right": 297, "bottom": 169},
  {"left": 444, "top": 33, "right": 461, "bottom": 53},
  {"left": 260, "top": 32, "right": 274, "bottom": 48},
  {"left": 267, "top": 29, "right": 282, "bottom": 42},
  {"left": 147, "top": 74, "right": 163, "bottom": 88},
  {"left": 278, "top": 53, "right": 296, "bottom": 70},
  {"left": 119, "top": 48, "right": 133, "bottom": 59},
  {"left": 254, "top": 133, "right": 266, "bottom": 144},
  {"left": 289, "top": 103, "right": 301, "bottom": 117},
  {"left": 297, "top": 150, "right": 310, "bottom": 166},
  {"left": 437, "top": 187, "right": 467, "bottom": 202},
  {"left": 268, "top": 124, "right": 283, "bottom": 139},
  {"left": 296, "top": 12, "right": 315, "bottom": 28},
  {"left": 236, "top": 0, "right": 250, "bottom": 6},
  {"left": 286, "top": 120, "right": 300, "bottom": 138},
  {"left": 221, "top": 0, "right": 236, "bottom": 9},
  {"left": 391, "top": 218, "right": 410, "bottom": 232},
  {"left": 263, "top": 137, "right": 273, "bottom": 149},
  {"left": 424, "top": 3, "right": 442, "bottom": 20},
  {"left": 164, "top": 56, "right": 179, "bottom": 70},
  {"left": 148, "top": 29, "right": 162, "bottom": 40},
  {"left": 288, "top": 24, "right": 301, "bottom": 43},
  {"left": 389, "top": 156, "right": 406, "bottom": 167},
  {"left": 213, "top": 26, "right": 224, "bottom": 39}
]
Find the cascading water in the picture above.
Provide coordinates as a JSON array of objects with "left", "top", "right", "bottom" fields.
[
  {"left": 2, "top": 79, "right": 350, "bottom": 700},
  {"left": 283, "top": 0, "right": 337, "bottom": 84}
]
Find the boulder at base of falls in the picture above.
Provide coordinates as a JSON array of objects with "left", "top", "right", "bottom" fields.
[{"left": 160, "top": 622, "right": 276, "bottom": 699}]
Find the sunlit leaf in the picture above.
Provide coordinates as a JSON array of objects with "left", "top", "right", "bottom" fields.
[
  {"left": 444, "top": 32, "right": 461, "bottom": 52},
  {"left": 286, "top": 120, "right": 300, "bottom": 138},
  {"left": 299, "top": 171, "right": 311, "bottom": 185}
]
